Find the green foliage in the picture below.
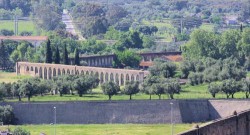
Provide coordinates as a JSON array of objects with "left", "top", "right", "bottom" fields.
[
  {"left": 80, "top": 38, "right": 107, "bottom": 54},
  {"left": 0, "top": 105, "right": 15, "bottom": 125},
  {"left": 138, "top": 26, "right": 158, "bottom": 35},
  {"left": 176, "top": 33, "right": 190, "bottom": 41},
  {"left": 182, "top": 29, "right": 220, "bottom": 59},
  {"left": 13, "top": 127, "right": 30, "bottom": 135},
  {"left": 101, "top": 81, "right": 120, "bottom": 100},
  {"left": 0, "top": 29, "right": 14, "bottom": 36},
  {"left": 74, "top": 48, "right": 80, "bottom": 66},
  {"left": 142, "top": 35, "right": 155, "bottom": 49},
  {"left": 208, "top": 82, "right": 221, "bottom": 98},
  {"left": 53, "top": 76, "right": 71, "bottom": 96},
  {"left": 188, "top": 72, "right": 203, "bottom": 86},
  {"left": 113, "top": 31, "right": 144, "bottom": 51},
  {"left": 0, "top": 40, "right": 10, "bottom": 69},
  {"left": 221, "top": 79, "right": 241, "bottom": 98},
  {"left": 11, "top": 82, "right": 22, "bottom": 101},
  {"left": 54, "top": 45, "right": 60, "bottom": 64},
  {"left": 130, "top": 31, "right": 143, "bottom": 49},
  {"left": 10, "top": 41, "right": 37, "bottom": 63},
  {"left": 63, "top": 44, "right": 69, "bottom": 65},
  {"left": 114, "top": 50, "right": 141, "bottom": 68},
  {"left": 45, "top": 39, "right": 52, "bottom": 63},
  {"left": 123, "top": 81, "right": 140, "bottom": 100},
  {"left": 141, "top": 75, "right": 158, "bottom": 100},
  {"left": 32, "top": 0, "right": 64, "bottom": 31},
  {"left": 142, "top": 75, "right": 181, "bottom": 99},
  {"left": 149, "top": 60, "right": 177, "bottom": 78},
  {"left": 104, "top": 27, "right": 121, "bottom": 40},
  {"left": 73, "top": 76, "right": 99, "bottom": 97},
  {"left": 241, "top": 79, "right": 250, "bottom": 98}
]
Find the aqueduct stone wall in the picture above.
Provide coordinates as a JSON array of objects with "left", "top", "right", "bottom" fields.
[
  {"left": 69, "top": 51, "right": 182, "bottom": 67},
  {"left": 179, "top": 109, "right": 250, "bottom": 135},
  {"left": 16, "top": 62, "right": 149, "bottom": 86}
]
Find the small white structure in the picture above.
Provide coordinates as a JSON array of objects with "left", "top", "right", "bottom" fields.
[{"left": 224, "top": 15, "right": 238, "bottom": 25}]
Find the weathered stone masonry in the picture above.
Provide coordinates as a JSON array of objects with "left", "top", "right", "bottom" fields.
[
  {"left": 179, "top": 109, "right": 250, "bottom": 135},
  {"left": 16, "top": 62, "right": 150, "bottom": 86}
]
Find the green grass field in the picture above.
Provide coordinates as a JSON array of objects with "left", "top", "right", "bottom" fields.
[
  {"left": 0, "top": 20, "right": 36, "bottom": 35},
  {"left": 199, "top": 23, "right": 215, "bottom": 32},
  {"left": 0, "top": 124, "right": 194, "bottom": 135},
  {"left": 0, "top": 72, "right": 31, "bottom": 83}
]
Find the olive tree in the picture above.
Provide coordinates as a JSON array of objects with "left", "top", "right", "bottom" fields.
[
  {"left": 123, "top": 81, "right": 140, "bottom": 100},
  {"left": 208, "top": 82, "right": 221, "bottom": 98},
  {"left": 101, "top": 82, "right": 120, "bottom": 100}
]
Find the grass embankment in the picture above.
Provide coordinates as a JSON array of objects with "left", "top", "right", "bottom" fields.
[
  {"left": 0, "top": 20, "right": 36, "bottom": 35},
  {"left": 0, "top": 72, "right": 31, "bottom": 83},
  {"left": 199, "top": 23, "right": 215, "bottom": 32},
  {"left": 0, "top": 124, "right": 194, "bottom": 135}
]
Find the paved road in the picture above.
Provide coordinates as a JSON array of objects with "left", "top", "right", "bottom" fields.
[{"left": 62, "top": 9, "right": 85, "bottom": 40}]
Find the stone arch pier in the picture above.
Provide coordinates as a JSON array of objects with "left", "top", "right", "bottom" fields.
[{"left": 16, "top": 62, "right": 150, "bottom": 86}]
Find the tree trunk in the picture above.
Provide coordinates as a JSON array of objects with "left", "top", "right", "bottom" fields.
[
  {"left": 212, "top": 94, "right": 216, "bottom": 98},
  {"left": 149, "top": 94, "right": 151, "bottom": 100},
  {"left": 246, "top": 92, "right": 249, "bottom": 98},
  {"left": 28, "top": 96, "right": 30, "bottom": 101},
  {"left": 79, "top": 93, "right": 83, "bottom": 97},
  {"left": 227, "top": 94, "right": 230, "bottom": 99},
  {"left": 170, "top": 94, "right": 174, "bottom": 99},
  {"left": 18, "top": 95, "right": 21, "bottom": 101},
  {"left": 60, "top": 93, "right": 63, "bottom": 97},
  {"left": 158, "top": 95, "right": 161, "bottom": 100},
  {"left": 232, "top": 94, "right": 234, "bottom": 99},
  {"left": 109, "top": 95, "right": 111, "bottom": 100},
  {"left": 129, "top": 95, "right": 132, "bottom": 100}
]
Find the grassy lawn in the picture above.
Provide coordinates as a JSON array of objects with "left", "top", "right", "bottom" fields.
[
  {"left": 0, "top": 124, "right": 194, "bottom": 135},
  {"left": 199, "top": 23, "right": 215, "bottom": 32},
  {"left": 0, "top": 20, "right": 36, "bottom": 35},
  {"left": 0, "top": 72, "right": 31, "bottom": 83}
]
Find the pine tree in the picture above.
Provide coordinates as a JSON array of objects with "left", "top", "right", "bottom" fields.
[
  {"left": 0, "top": 40, "right": 8, "bottom": 69},
  {"left": 63, "top": 44, "right": 69, "bottom": 65},
  {"left": 74, "top": 48, "right": 80, "bottom": 66},
  {"left": 54, "top": 45, "right": 60, "bottom": 64},
  {"left": 45, "top": 39, "right": 52, "bottom": 63}
]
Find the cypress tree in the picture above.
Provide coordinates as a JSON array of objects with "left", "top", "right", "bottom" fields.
[
  {"left": 74, "top": 48, "right": 80, "bottom": 66},
  {"left": 45, "top": 39, "right": 52, "bottom": 63},
  {"left": 54, "top": 45, "right": 60, "bottom": 64},
  {"left": 63, "top": 44, "right": 69, "bottom": 65},
  {"left": 0, "top": 40, "right": 7, "bottom": 69},
  {"left": 240, "top": 24, "right": 243, "bottom": 32}
]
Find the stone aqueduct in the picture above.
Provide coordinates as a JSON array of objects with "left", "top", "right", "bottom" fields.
[{"left": 16, "top": 62, "right": 150, "bottom": 86}]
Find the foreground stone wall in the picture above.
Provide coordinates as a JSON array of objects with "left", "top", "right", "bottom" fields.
[
  {"left": 1, "top": 100, "right": 183, "bottom": 124},
  {"left": 179, "top": 109, "right": 250, "bottom": 135},
  {"left": 1, "top": 99, "right": 250, "bottom": 125}
]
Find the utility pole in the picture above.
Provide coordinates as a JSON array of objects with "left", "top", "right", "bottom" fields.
[
  {"left": 180, "top": 18, "right": 183, "bottom": 34},
  {"left": 14, "top": 15, "right": 18, "bottom": 36}
]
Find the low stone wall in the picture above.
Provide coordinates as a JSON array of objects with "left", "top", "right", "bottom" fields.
[
  {"left": 178, "top": 109, "right": 250, "bottom": 135},
  {"left": 1, "top": 99, "right": 250, "bottom": 125}
]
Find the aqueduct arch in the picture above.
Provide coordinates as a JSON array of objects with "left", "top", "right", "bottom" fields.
[{"left": 16, "top": 62, "right": 150, "bottom": 86}]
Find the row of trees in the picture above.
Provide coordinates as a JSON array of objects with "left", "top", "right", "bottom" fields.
[
  {"left": 182, "top": 57, "right": 246, "bottom": 85},
  {"left": 0, "top": 75, "right": 99, "bottom": 101},
  {"left": 182, "top": 28, "right": 250, "bottom": 63},
  {"left": 208, "top": 79, "right": 250, "bottom": 99}
]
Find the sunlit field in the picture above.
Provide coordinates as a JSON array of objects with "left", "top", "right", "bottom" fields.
[{"left": 0, "top": 124, "right": 195, "bottom": 135}]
